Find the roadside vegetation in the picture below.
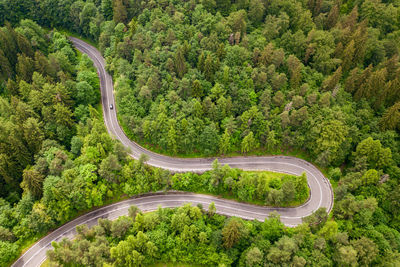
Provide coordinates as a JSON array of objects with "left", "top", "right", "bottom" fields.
[
  {"left": 0, "top": 0, "right": 400, "bottom": 266},
  {"left": 0, "top": 24, "right": 308, "bottom": 266},
  {"left": 172, "top": 166, "right": 309, "bottom": 207},
  {"left": 47, "top": 204, "right": 396, "bottom": 266}
]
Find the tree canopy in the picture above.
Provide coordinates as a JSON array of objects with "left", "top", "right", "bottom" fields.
[{"left": 0, "top": 0, "right": 400, "bottom": 266}]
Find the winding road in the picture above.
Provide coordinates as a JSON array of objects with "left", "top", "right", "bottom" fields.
[{"left": 12, "top": 38, "right": 333, "bottom": 267}]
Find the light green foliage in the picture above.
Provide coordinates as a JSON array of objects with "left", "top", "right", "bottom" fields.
[
  {"left": 335, "top": 245, "right": 358, "bottom": 266},
  {"left": 241, "top": 131, "right": 259, "bottom": 153},
  {"left": 0, "top": 241, "right": 19, "bottom": 266},
  {"left": 314, "top": 119, "right": 349, "bottom": 166},
  {"left": 354, "top": 137, "right": 392, "bottom": 170},
  {"left": 91, "top": 0, "right": 400, "bottom": 165},
  {"left": 318, "top": 220, "right": 338, "bottom": 241},
  {"left": 1, "top": 1, "right": 400, "bottom": 266},
  {"left": 361, "top": 169, "right": 379, "bottom": 185},
  {"left": 171, "top": 166, "right": 309, "bottom": 206},
  {"left": 246, "top": 246, "right": 263, "bottom": 266},
  {"left": 15, "top": 19, "right": 47, "bottom": 51},
  {"left": 267, "top": 236, "right": 298, "bottom": 264}
]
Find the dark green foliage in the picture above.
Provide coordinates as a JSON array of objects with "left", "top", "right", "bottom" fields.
[
  {"left": 0, "top": 23, "right": 104, "bottom": 265},
  {"left": 81, "top": 0, "right": 399, "bottom": 166},
  {"left": 44, "top": 199, "right": 395, "bottom": 267},
  {"left": 0, "top": 0, "right": 400, "bottom": 266}
]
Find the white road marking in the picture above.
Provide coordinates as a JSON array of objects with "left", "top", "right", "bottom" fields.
[{"left": 11, "top": 38, "right": 334, "bottom": 267}]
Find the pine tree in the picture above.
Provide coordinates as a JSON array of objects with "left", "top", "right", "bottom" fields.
[
  {"left": 259, "top": 43, "right": 274, "bottom": 66},
  {"left": 341, "top": 40, "right": 355, "bottom": 72},
  {"left": 4, "top": 79, "right": 17, "bottom": 98},
  {"left": 241, "top": 131, "right": 259, "bottom": 154},
  {"left": 287, "top": 55, "right": 302, "bottom": 89},
  {"left": 384, "top": 55, "right": 399, "bottom": 81},
  {"left": 248, "top": 0, "right": 265, "bottom": 25},
  {"left": 322, "top": 66, "right": 342, "bottom": 92},
  {"left": 384, "top": 77, "right": 400, "bottom": 107},
  {"left": 380, "top": 102, "right": 400, "bottom": 131},
  {"left": 113, "top": 0, "right": 127, "bottom": 24},
  {"left": 0, "top": 49, "right": 12, "bottom": 80},
  {"left": 216, "top": 43, "right": 225, "bottom": 59},
  {"left": 334, "top": 42, "right": 344, "bottom": 58},
  {"left": 192, "top": 79, "right": 203, "bottom": 98},
  {"left": 222, "top": 218, "right": 246, "bottom": 248},
  {"left": 308, "top": 0, "right": 322, "bottom": 17},
  {"left": 354, "top": 65, "right": 372, "bottom": 100},
  {"left": 219, "top": 129, "right": 231, "bottom": 155},
  {"left": 21, "top": 167, "right": 44, "bottom": 198},
  {"left": 34, "top": 51, "right": 52, "bottom": 78},
  {"left": 197, "top": 52, "right": 205, "bottom": 72},
  {"left": 342, "top": 6, "right": 358, "bottom": 30},
  {"left": 16, "top": 54, "right": 35, "bottom": 82},
  {"left": 367, "top": 68, "right": 387, "bottom": 109},
  {"left": 23, "top": 117, "right": 44, "bottom": 154},
  {"left": 174, "top": 47, "right": 187, "bottom": 79},
  {"left": 352, "top": 22, "right": 368, "bottom": 65},
  {"left": 16, "top": 33, "right": 33, "bottom": 58},
  {"left": 167, "top": 124, "right": 177, "bottom": 155},
  {"left": 345, "top": 68, "right": 360, "bottom": 94},
  {"left": 326, "top": 4, "right": 339, "bottom": 29},
  {"left": 203, "top": 54, "right": 217, "bottom": 82},
  {"left": 128, "top": 18, "right": 138, "bottom": 38}
]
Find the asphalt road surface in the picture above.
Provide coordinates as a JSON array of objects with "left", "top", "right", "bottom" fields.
[{"left": 12, "top": 38, "right": 333, "bottom": 267}]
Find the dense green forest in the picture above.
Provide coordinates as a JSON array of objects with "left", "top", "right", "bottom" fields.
[
  {"left": 0, "top": 23, "right": 306, "bottom": 266},
  {"left": 0, "top": 0, "right": 400, "bottom": 266},
  {"left": 2, "top": 0, "right": 400, "bottom": 161},
  {"left": 47, "top": 205, "right": 400, "bottom": 266}
]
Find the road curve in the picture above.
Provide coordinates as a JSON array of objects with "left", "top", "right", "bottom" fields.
[{"left": 12, "top": 38, "right": 333, "bottom": 267}]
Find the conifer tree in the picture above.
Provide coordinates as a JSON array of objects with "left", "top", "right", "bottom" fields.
[
  {"left": 326, "top": 4, "right": 339, "bottom": 29},
  {"left": 345, "top": 68, "right": 360, "bottom": 94},
  {"left": 322, "top": 66, "right": 342, "bottom": 92},
  {"left": 241, "top": 131, "right": 259, "bottom": 154},
  {"left": 380, "top": 102, "right": 400, "bottom": 131},
  {"left": 174, "top": 47, "right": 187, "bottom": 79},
  {"left": 384, "top": 77, "right": 400, "bottom": 107},
  {"left": 341, "top": 40, "right": 355, "bottom": 72},
  {"left": 167, "top": 125, "right": 177, "bottom": 155},
  {"left": 287, "top": 55, "right": 302, "bottom": 89},
  {"left": 113, "top": 0, "right": 127, "bottom": 24},
  {"left": 21, "top": 167, "right": 44, "bottom": 198},
  {"left": 354, "top": 65, "right": 372, "bottom": 100},
  {"left": 342, "top": 6, "right": 358, "bottom": 30},
  {"left": 219, "top": 129, "right": 231, "bottom": 155}
]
